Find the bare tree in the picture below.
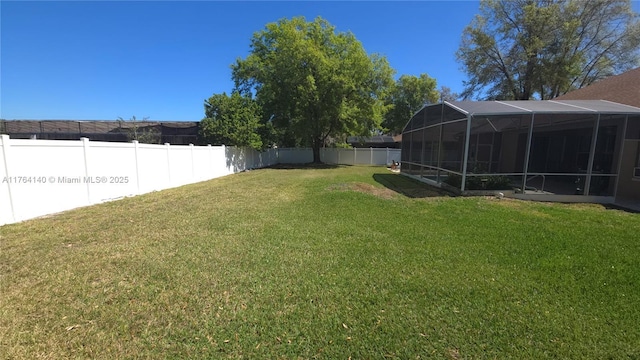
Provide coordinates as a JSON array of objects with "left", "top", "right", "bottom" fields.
[{"left": 457, "top": 0, "right": 640, "bottom": 100}]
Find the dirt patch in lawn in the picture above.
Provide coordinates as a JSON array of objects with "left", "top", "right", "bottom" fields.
[{"left": 327, "top": 182, "right": 397, "bottom": 199}]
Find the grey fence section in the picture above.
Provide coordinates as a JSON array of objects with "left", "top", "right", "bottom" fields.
[
  {"left": 225, "top": 146, "right": 279, "bottom": 171},
  {"left": 276, "top": 148, "right": 314, "bottom": 164},
  {"left": 320, "top": 148, "right": 400, "bottom": 166},
  {"left": 273, "top": 148, "right": 401, "bottom": 165}
]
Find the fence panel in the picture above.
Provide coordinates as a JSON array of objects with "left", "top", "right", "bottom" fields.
[
  {"left": 168, "top": 145, "right": 194, "bottom": 187},
  {"left": 354, "top": 148, "right": 371, "bottom": 164},
  {"left": 3, "top": 139, "right": 89, "bottom": 222},
  {"left": 371, "top": 149, "right": 387, "bottom": 165},
  {"left": 278, "top": 148, "right": 313, "bottom": 163},
  {"left": 192, "top": 146, "right": 213, "bottom": 182},
  {"left": 320, "top": 148, "right": 336, "bottom": 164},
  {"left": 250, "top": 148, "right": 273, "bottom": 169},
  {"left": 342, "top": 148, "right": 357, "bottom": 165},
  {"left": 224, "top": 146, "right": 246, "bottom": 173},
  {"left": 136, "top": 143, "right": 172, "bottom": 193},
  {"left": 210, "top": 145, "right": 230, "bottom": 178},
  {"left": 0, "top": 136, "right": 14, "bottom": 223},
  {"left": 87, "top": 141, "right": 138, "bottom": 202},
  {"left": 387, "top": 148, "right": 401, "bottom": 165}
]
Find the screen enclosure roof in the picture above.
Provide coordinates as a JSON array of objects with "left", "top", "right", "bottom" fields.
[{"left": 444, "top": 100, "right": 640, "bottom": 116}]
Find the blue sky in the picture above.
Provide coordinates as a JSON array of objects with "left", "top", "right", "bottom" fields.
[{"left": 2, "top": 1, "right": 637, "bottom": 121}]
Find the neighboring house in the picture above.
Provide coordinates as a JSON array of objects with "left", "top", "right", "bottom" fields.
[
  {"left": 0, "top": 120, "right": 200, "bottom": 145},
  {"left": 347, "top": 135, "right": 401, "bottom": 148},
  {"left": 400, "top": 100, "right": 640, "bottom": 207},
  {"left": 554, "top": 67, "right": 640, "bottom": 108}
]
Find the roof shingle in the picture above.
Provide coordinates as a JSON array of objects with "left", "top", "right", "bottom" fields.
[{"left": 554, "top": 68, "right": 640, "bottom": 107}]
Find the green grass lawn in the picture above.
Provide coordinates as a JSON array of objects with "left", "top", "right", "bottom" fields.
[{"left": 1, "top": 165, "right": 639, "bottom": 359}]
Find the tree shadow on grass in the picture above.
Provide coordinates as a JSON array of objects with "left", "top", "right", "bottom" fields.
[
  {"left": 373, "top": 172, "right": 454, "bottom": 198},
  {"left": 603, "top": 203, "right": 640, "bottom": 214}
]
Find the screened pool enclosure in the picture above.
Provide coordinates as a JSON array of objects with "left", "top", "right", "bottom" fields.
[{"left": 401, "top": 100, "right": 640, "bottom": 203}]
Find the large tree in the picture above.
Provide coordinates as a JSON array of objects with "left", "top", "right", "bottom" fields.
[
  {"left": 439, "top": 86, "right": 460, "bottom": 103},
  {"left": 383, "top": 74, "right": 439, "bottom": 134},
  {"left": 232, "top": 16, "right": 395, "bottom": 162},
  {"left": 200, "top": 92, "right": 263, "bottom": 150},
  {"left": 457, "top": 0, "right": 640, "bottom": 100}
]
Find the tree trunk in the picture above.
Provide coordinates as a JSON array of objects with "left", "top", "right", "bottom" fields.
[{"left": 312, "top": 143, "right": 322, "bottom": 163}]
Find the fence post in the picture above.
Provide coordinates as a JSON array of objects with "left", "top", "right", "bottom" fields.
[
  {"left": 370, "top": 147, "right": 373, "bottom": 165},
  {"left": 81, "top": 137, "right": 92, "bottom": 204},
  {"left": 190, "top": 143, "right": 195, "bottom": 181},
  {"left": 386, "top": 148, "right": 389, "bottom": 166},
  {"left": 221, "top": 144, "right": 228, "bottom": 173},
  {"left": 0, "top": 134, "right": 16, "bottom": 223},
  {"left": 133, "top": 140, "right": 141, "bottom": 194},
  {"left": 353, "top": 147, "right": 356, "bottom": 165},
  {"left": 165, "top": 143, "right": 172, "bottom": 188},
  {"left": 256, "top": 150, "right": 260, "bottom": 169},
  {"left": 208, "top": 144, "right": 213, "bottom": 179}
]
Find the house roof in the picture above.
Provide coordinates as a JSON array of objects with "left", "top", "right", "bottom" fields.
[
  {"left": 347, "top": 135, "right": 398, "bottom": 144},
  {"left": 1, "top": 120, "right": 199, "bottom": 134},
  {"left": 553, "top": 67, "right": 640, "bottom": 107},
  {"left": 444, "top": 99, "right": 640, "bottom": 116}
]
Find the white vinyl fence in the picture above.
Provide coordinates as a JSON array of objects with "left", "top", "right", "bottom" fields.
[
  {"left": 276, "top": 147, "right": 400, "bottom": 165},
  {"left": 320, "top": 147, "right": 400, "bottom": 165},
  {"left": 0, "top": 134, "right": 399, "bottom": 226}
]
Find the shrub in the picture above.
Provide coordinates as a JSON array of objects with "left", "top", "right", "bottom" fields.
[{"left": 444, "top": 173, "right": 512, "bottom": 190}]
